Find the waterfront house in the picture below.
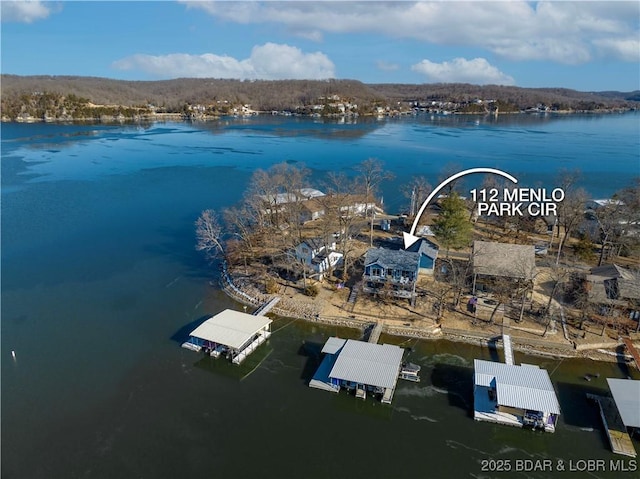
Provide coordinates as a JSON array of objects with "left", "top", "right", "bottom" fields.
[
  {"left": 299, "top": 198, "right": 326, "bottom": 222},
  {"left": 294, "top": 238, "right": 342, "bottom": 275},
  {"left": 405, "top": 237, "right": 439, "bottom": 275},
  {"left": 362, "top": 247, "right": 420, "bottom": 303},
  {"left": 473, "top": 358, "right": 561, "bottom": 432},
  {"left": 181, "top": 309, "right": 272, "bottom": 365},
  {"left": 309, "top": 337, "right": 404, "bottom": 403},
  {"left": 585, "top": 264, "right": 640, "bottom": 321},
  {"left": 471, "top": 240, "right": 536, "bottom": 294}
]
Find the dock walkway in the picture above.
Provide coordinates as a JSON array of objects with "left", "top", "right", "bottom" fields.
[
  {"left": 368, "top": 322, "right": 383, "bottom": 344},
  {"left": 587, "top": 394, "right": 637, "bottom": 457},
  {"left": 253, "top": 297, "right": 280, "bottom": 317},
  {"left": 502, "top": 334, "right": 514, "bottom": 365},
  {"left": 622, "top": 338, "right": 640, "bottom": 370}
]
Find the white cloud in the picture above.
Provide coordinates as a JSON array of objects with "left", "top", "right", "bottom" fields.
[
  {"left": 411, "top": 58, "right": 515, "bottom": 85},
  {"left": 112, "top": 43, "right": 335, "bottom": 80},
  {"left": 593, "top": 37, "right": 640, "bottom": 63},
  {"left": 1, "top": 0, "right": 52, "bottom": 23},
  {"left": 182, "top": 1, "right": 640, "bottom": 65}
]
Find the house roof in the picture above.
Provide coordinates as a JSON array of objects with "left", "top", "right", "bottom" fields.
[
  {"left": 473, "top": 241, "right": 536, "bottom": 279},
  {"left": 300, "top": 198, "right": 325, "bottom": 214},
  {"left": 189, "top": 309, "right": 272, "bottom": 350},
  {"left": 328, "top": 339, "right": 404, "bottom": 389},
  {"left": 589, "top": 263, "right": 632, "bottom": 280},
  {"left": 300, "top": 237, "right": 327, "bottom": 251},
  {"left": 607, "top": 378, "right": 640, "bottom": 428},
  {"left": 587, "top": 264, "right": 640, "bottom": 303},
  {"left": 406, "top": 237, "right": 439, "bottom": 260},
  {"left": 364, "top": 247, "right": 420, "bottom": 272},
  {"left": 474, "top": 359, "right": 561, "bottom": 415},
  {"left": 321, "top": 337, "right": 347, "bottom": 355},
  {"left": 299, "top": 188, "right": 325, "bottom": 199}
]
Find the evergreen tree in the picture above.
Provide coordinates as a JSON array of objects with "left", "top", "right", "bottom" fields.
[{"left": 432, "top": 192, "right": 472, "bottom": 256}]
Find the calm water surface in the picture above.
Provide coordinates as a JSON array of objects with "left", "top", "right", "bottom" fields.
[{"left": 2, "top": 114, "right": 639, "bottom": 478}]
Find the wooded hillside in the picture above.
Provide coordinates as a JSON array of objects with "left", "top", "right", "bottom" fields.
[{"left": 1, "top": 75, "right": 637, "bottom": 121}]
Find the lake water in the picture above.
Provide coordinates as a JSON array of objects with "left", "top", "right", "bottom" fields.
[{"left": 2, "top": 114, "right": 639, "bottom": 478}]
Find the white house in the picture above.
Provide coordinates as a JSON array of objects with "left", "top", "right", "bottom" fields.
[{"left": 294, "top": 238, "right": 342, "bottom": 274}]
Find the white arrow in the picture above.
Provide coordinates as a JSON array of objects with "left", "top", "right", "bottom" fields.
[{"left": 403, "top": 167, "right": 519, "bottom": 249}]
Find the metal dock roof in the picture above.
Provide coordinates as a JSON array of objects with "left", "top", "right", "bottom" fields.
[
  {"left": 474, "top": 359, "right": 561, "bottom": 415},
  {"left": 321, "top": 337, "right": 347, "bottom": 355},
  {"left": 189, "top": 309, "right": 272, "bottom": 350},
  {"left": 607, "top": 378, "right": 640, "bottom": 428},
  {"left": 329, "top": 339, "right": 404, "bottom": 389}
]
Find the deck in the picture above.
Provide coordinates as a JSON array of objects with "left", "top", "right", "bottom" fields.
[{"left": 588, "top": 394, "right": 637, "bottom": 457}]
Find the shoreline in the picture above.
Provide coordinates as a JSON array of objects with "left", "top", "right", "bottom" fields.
[
  {"left": 2, "top": 108, "right": 636, "bottom": 124},
  {"left": 218, "top": 265, "right": 636, "bottom": 366}
]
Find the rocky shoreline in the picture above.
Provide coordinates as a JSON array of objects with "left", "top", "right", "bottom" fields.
[{"left": 219, "top": 265, "right": 635, "bottom": 365}]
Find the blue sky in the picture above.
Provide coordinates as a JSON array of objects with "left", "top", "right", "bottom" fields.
[{"left": 2, "top": 1, "right": 639, "bottom": 91}]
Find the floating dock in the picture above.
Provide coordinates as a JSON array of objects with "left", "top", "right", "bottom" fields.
[
  {"left": 588, "top": 394, "right": 637, "bottom": 457},
  {"left": 181, "top": 309, "right": 273, "bottom": 365},
  {"left": 309, "top": 337, "right": 405, "bottom": 404}
]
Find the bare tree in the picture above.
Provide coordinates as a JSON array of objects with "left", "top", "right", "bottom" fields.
[
  {"left": 554, "top": 170, "right": 588, "bottom": 264},
  {"left": 356, "top": 158, "right": 393, "bottom": 246},
  {"left": 402, "top": 176, "right": 432, "bottom": 218},
  {"left": 320, "top": 172, "right": 366, "bottom": 283},
  {"left": 195, "top": 209, "right": 224, "bottom": 260}
]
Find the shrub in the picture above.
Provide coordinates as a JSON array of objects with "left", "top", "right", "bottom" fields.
[
  {"left": 304, "top": 285, "right": 319, "bottom": 297},
  {"left": 265, "top": 278, "right": 280, "bottom": 294}
]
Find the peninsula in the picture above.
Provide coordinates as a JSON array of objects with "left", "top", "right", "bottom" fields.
[{"left": 196, "top": 161, "right": 640, "bottom": 365}]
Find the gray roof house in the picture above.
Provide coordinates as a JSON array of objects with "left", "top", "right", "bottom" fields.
[
  {"left": 472, "top": 240, "right": 536, "bottom": 294},
  {"left": 586, "top": 264, "right": 640, "bottom": 308},
  {"left": 363, "top": 247, "right": 420, "bottom": 300},
  {"left": 406, "top": 238, "right": 439, "bottom": 275}
]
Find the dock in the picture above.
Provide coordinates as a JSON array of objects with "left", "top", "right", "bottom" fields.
[
  {"left": 309, "top": 337, "right": 404, "bottom": 404},
  {"left": 253, "top": 297, "right": 280, "bottom": 317},
  {"left": 367, "top": 322, "right": 383, "bottom": 344},
  {"left": 622, "top": 337, "right": 640, "bottom": 370},
  {"left": 587, "top": 394, "right": 637, "bottom": 457},
  {"left": 502, "top": 334, "right": 514, "bottom": 365},
  {"left": 181, "top": 309, "right": 273, "bottom": 365}
]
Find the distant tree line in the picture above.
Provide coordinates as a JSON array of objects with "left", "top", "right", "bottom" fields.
[{"left": 1, "top": 75, "right": 637, "bottom": 121}]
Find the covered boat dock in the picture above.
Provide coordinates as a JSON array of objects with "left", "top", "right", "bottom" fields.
[
  {"left": 309, "top": 337, "right": 404, "bottom": 404},
  {"left": 591, "top": 378, "right": 639, "bottom": 457},
  {"left": 473, "top": 359, "right": 561, "bottom": 432},
  {"left": 182, "top": 309, "right": 272, "bottom": 365}
]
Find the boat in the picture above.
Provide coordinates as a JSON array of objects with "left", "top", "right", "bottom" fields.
[{"left": 399, "top": 362, "right": 421, "bottom": 382}]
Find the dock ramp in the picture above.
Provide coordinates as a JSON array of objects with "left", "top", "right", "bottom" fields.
[
  {"left": 502, "top": 334, "right": 514, "bottom": 365},
  {"left": 253, "top": 297, "right": 280, "bottom": 316},
  {"left": 622, "top": 338, "right": 640, "bottom": 370},
  {"left": 367, "top": 322, "right": 383, "bottom": 344}
]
